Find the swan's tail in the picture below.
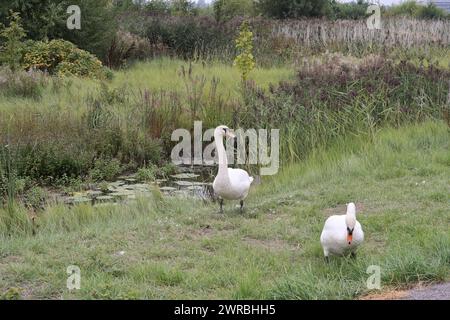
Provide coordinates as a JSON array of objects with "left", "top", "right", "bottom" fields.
[{"left": 249, "top": 176, "right": 254, "bottom": 184}]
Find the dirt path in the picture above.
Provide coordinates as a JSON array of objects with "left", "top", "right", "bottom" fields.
[
  {"left": 362, "top": 282, "right": 450, "bottom": 300},
  {"left": 404, "top": 282, "right": 450, "bottom": 300}
]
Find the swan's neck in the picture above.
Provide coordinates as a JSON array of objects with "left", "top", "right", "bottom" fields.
[
  {"left": 345, "top": 211, "right": 356, "bottom": 229},
  {"left": 215, "top": 132, "right": 229, "bottom": 180}
]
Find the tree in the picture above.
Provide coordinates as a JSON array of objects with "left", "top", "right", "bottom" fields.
[
  {"left": 257, "top": 0, "right": 331, "bottom": 19},
  {"left": 214, "top": 0, "right": 255, "bottom": 23},
  {"left": 0, "top": 0, "right": 117, "bottom": 60},
  {"left": 234, "top": 21, "right": 255, "bottom": 81},
  {"left": 171, "top": 0, "right": 197, "bottom": 16},
  {"left": 0, "top": 12, "right": 26, "bottom": 71}
]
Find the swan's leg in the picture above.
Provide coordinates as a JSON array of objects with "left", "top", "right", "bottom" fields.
[
  {"left": 219, "top": 198, "right": 224, "bottom": 214},
  {"left": 324, "top": 249, "right": 329, "bottom": 263},
  {"left": 240, "top": 200, "right": 244, "bottom": 213}
]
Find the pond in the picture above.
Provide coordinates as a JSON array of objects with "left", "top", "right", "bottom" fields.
[{"left": 59, "top": 165, "right": 217, "bottom": 206}]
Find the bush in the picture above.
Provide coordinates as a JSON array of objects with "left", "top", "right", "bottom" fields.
[
  {"left": 89, "top": 158, "right": 122, "bottom": 182},
  {"left": 22, "top": 39, "right": 109, "bottom": 79},
  {"left": 257, "top": 0, "right": 331, "bottom": 19},
  {"left": 386, "top": 1, "right": 449, "bottom": 19},
  {"left": 23, "top": 186, "right": 47, "bottom": 210},
  {"left": 329, "top": 0, "right": 370, "bottom": 20},
  {"left": 106, "top": 31, "right": 157, "bottom": 69},
  {"left": 214, "top": 0, "right": 255, "bottom": 23},
  {"left": 136, "top": 164, "right": 157, "bottom": 182}
]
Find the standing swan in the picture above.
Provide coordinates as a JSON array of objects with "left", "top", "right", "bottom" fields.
[
  {"left": 213, "top": 125, "right": 253, "bottom": 213},
  {"left": 320, "top": 203, "right": 364, "bottom": 261}
]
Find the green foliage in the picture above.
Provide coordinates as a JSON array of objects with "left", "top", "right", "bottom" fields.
[
  {"left": 234, "top": 21, "right": 255, "bottom": 81},
  {"left": 22, "top": 39, "right": 109, "bottom": 79},
  {"left": 241, "top": 54, "right": 450, "bottom": 162},
  {"left": 257, "top": 0, "right": 331, "bottom": 19},
  {"left": 0, "top": 0, "right": 117, "bottom": 60},
  {"left": 0, "top": 12, "right": 26, "bottom": 71},
  {"left": 329, "top": 0, "right": 370, "bottom": 20},
  {"left": 136, "top": 164, "right": 157, "bottom": 182},
  {"left": 171, "top": 0, "right": 197, "bottom": 16},
  {"left": 23, "top": 186, "right": 48, "bottom": 210},
  {"left": 139, "top": 15, "right": 232, "bottom": 60},
  {"left": 89, "top": 158, "right": 122, "bottom": 182},
  {"left": 0, "top": 287, "right": 22, "bottom": 300},
  {"left": 213, "top": 0, "right": 255, "bottom": 23},
  {"left": 387, "top": 1, "right": 449, "bottom": 19}
]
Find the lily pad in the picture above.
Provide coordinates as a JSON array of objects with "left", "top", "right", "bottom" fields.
[
  {"left": 171, "top": 173, "right": 200, "bottom": 179},
  {"left": 67, "top": 197, "right": 91, "bottom": 204},
  {"left": 96, "top": 195, "right": 114, "bottom": 202},
  {"left": 174, "top": 180, "right": 196, "bottom": 186},
  {"left": 111, "top": 191, "right": 134, "bottom": 199},
  {"left": 160, "top": 186, "right": 177, "bottom": 192},
  {"left": 87, "top": 190, "right": 103, "bottom": 197},
  {"left": 186, "top": 186, "right": 204, "bottom": 191}
]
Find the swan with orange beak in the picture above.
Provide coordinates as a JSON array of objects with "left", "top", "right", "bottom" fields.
[{"left": 320, "top": 203, "right": 364, "bottom": 261}]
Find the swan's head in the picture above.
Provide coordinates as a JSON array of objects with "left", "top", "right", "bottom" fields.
[
  {"left": 215, "top": 125, "right": 236, "bottom": 139},
  {"left": 345, "top": 203, "right": 357, "bottom": 245}
]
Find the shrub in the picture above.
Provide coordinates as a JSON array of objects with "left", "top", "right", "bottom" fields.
[
  {"left": 257, "top": 0, "right": 331, "bottom": 19},
  {"left": 106, "top": 31, "right": 156, "bottom": 69},
  {"left": 22, "top": 39, "right": 109, "bottom": 79},
  {"left": 123, "top": 14, "right": 238, "bottom": 60},
  {"left": 386, "top": 1, "right": 449, "bottom": 20},
  {"left": 89, "top": 158, "right": 122, "bottom": 182},
  {"left": 15, "top": 142, "right": 93, "bottom": 184},
  {"left": 136, "top": 164, "right": 157, "bottom": 182},
  {"left": 329, "top": 0, "right": 370, "bottom": 20},
  {"left": 23, "top": 186, "right": 47, "bottom": 210},
  {"left": 214, "top": 0, "right": 255, "bottom": 23}
]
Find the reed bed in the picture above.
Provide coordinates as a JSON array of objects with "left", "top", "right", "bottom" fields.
[{"left": 272, "top": 18, "right": 450, "bottom": 50}]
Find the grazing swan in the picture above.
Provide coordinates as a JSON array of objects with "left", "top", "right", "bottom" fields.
[
  {"left": 212, "top": 125, "right": 253, "bottom": 213},
  {"left": 320, "top": 203, "right": 364, "bottom": 261}
]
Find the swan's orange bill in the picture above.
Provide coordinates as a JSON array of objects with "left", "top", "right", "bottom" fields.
[{"left": 347, "top": 234, "right": 353, "bottom": 243}]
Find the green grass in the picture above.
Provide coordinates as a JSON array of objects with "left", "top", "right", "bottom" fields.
[
  {"left": 112, "top": 58, "right": 295, "bottom": 96},
  {"left": 1, "top": 121, "right": 449, "bottom": 299},
  {"left": 0, "top": 58, "right": 294, "bottom": 115}
]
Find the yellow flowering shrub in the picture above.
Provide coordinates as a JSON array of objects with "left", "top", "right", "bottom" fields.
[{"left": 22, "top": 40, "right": 110, "bottom": 79}]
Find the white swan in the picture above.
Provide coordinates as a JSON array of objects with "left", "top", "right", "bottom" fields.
[
  {"left": 212, "top": 125, "right": 253, "bottom": 213},
  {"left": 320, "top": 203, "right": 364, "bottom": 261}
]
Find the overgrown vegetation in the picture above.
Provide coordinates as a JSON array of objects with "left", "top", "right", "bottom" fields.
[
  {"left": 0, "top": 0, "right": 449, "bottom": 300},
  {"left": 0, "top": 122, "right": 448, "bottom": 298}
]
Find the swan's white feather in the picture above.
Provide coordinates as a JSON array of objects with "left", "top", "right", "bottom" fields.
[
  {"left": 320, "top": 212, "right": 364, "bottom": 257},
  {"left": 213, "top": 168, "right": 252, "bottom": 201}
]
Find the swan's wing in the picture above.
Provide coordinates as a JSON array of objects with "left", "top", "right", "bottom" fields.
[
  {"left": 227, "top": 168, "right": 252, "bottom": 198},
  {"left": 228, "top": 168, "right": 252, "bottom": 184}
]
